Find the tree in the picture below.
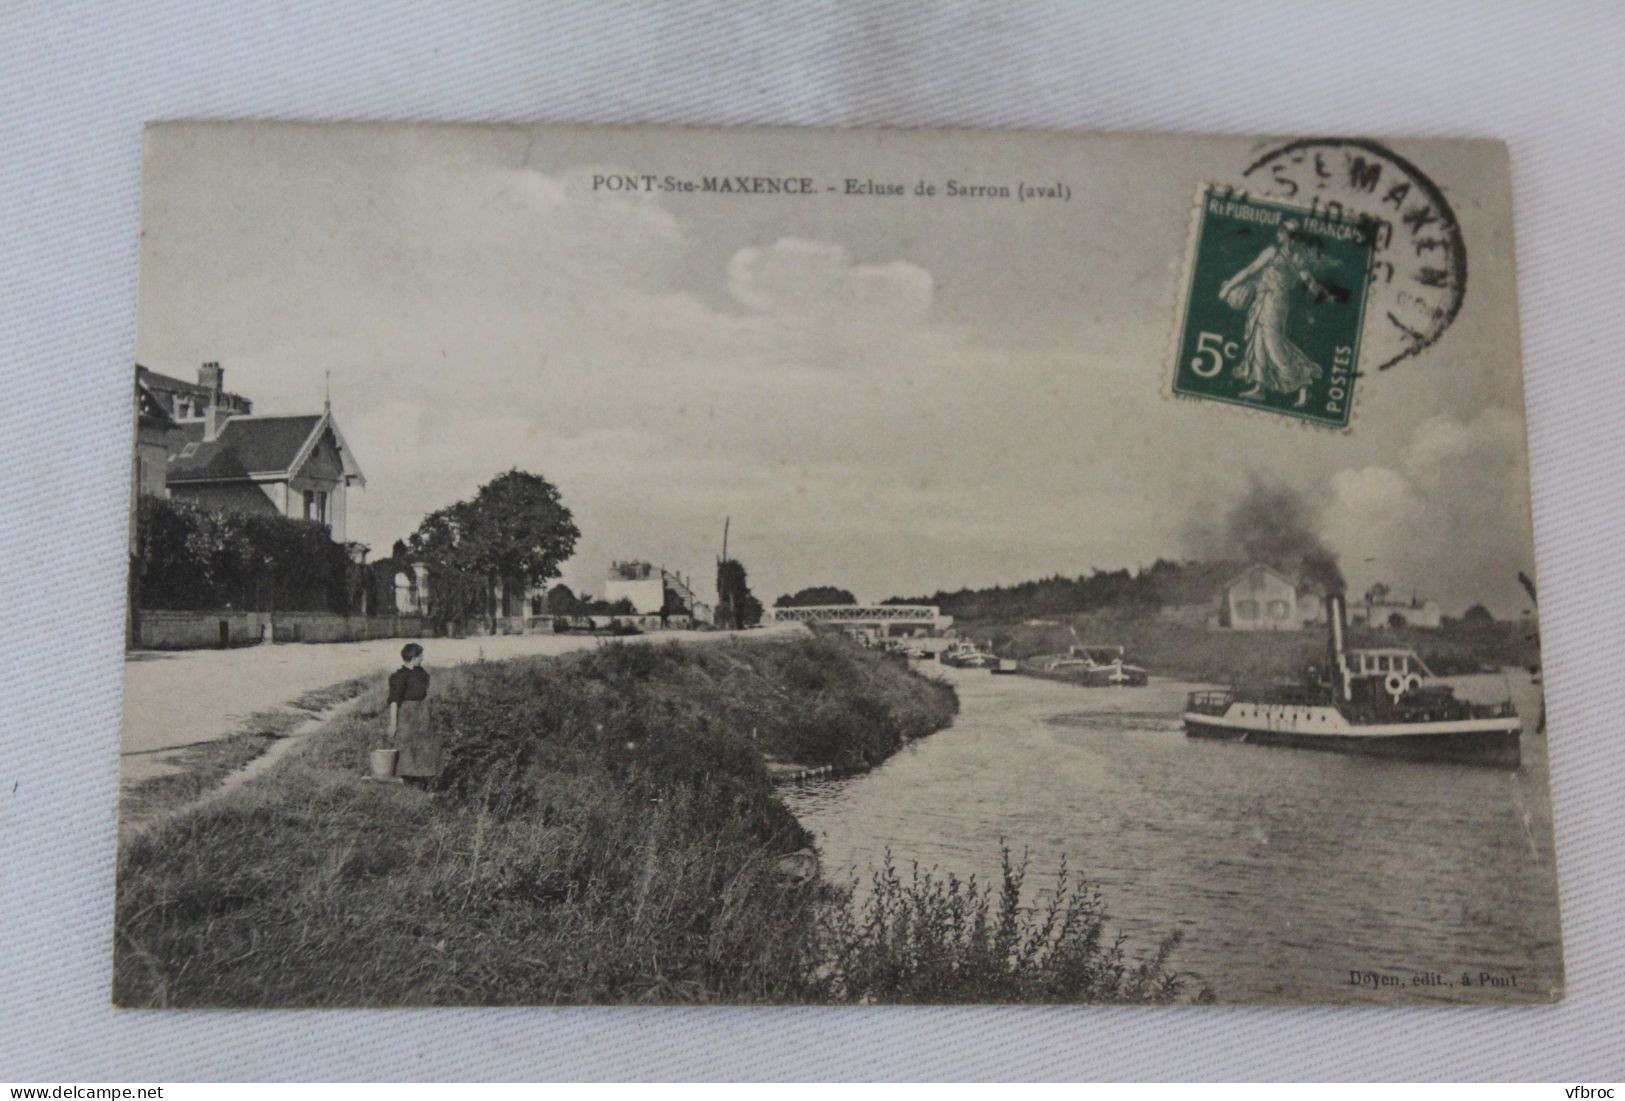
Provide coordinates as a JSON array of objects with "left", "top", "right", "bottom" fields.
[
  {"left": 408, "top": 501, "right": 484, "bottom": 628},
  {"left": 716, "top": 558, "right": 763, "bottom": 629},
  {"left": 1366, "top": 582, "right": 1392, "bottom": 605},
  {"left": 1387, "top": 611, "right": 1409, "bottom": 629},
  {"left": 1463, "top": 603, "right": 1495, "bottom": 626},
  {"left": 774, "top": 585, "right": 858, "bottom": 608},
  {"left": 545, "top": 584, "right": 582, "bottom": 615},
  {"left": 409, "top": 469, "right": 581, "bottom": 632}
]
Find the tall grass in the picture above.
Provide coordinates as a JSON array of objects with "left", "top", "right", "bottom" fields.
[
  {"left": 817, "top": 848, "right": 1204, "bottom": 1004},
  {"left": 114, "top": 634, "right": 1200, "bottom": 1006}
]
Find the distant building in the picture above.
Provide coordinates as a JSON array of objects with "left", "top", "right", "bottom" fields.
[
  {"left": 139, "top": 362, "right": 253, "bottom": 423},
  {"left": 604, "top": 560, "right": 664, "bottom": 613},
  {"left": 661, "top": 570, "right": 702, "bottom": 620},
  {"left": 1350, "top": 593, "right": 1443, "bottom": 630},
  {"left": 144, "top": 362, "right": 367, "bottom": 542},
  {"left": 1217, "top": 564, "right": 1327, "bottom": 631},
  {"left": 603, "top": 560, "right": 702, "bottom": 619},
  {"left": 129, "top": 371, "right": 180, "bottom": 645},
  {"left": 131, "top": 369, "right": 176, "bottom": 544}
]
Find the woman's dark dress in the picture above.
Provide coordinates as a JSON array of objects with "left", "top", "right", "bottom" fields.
[{"left": 387, "top": 665, "right": 440, "bottom": 778}]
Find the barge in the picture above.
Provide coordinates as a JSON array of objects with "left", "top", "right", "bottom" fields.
[
  {"left": 1032, "top": 644, "right": 1149, "bottom": 686},
  {"left": 1183, "top": 593, "right": 1521, "bottom": 767}
]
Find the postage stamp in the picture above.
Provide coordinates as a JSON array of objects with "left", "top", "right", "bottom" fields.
[{"left": 1171, "top": 186, "right": 1374, "bottom": 429}]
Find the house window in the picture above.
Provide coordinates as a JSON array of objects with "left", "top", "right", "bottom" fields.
[
  {"left": 302, "top": 490, "right": 329, "bottom": 525},
  {"left": 1236, "top": 600, "right": 1259, "bottom": 621},
  {"left": 1267, "top": 600, "right": 1290, "bottom": 619}
]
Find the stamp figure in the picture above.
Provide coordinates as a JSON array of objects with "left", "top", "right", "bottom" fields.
[{"left": 1218, "top": 218, "right": 1346, "bottom": 405}]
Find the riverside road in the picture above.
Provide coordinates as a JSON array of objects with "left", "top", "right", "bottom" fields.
[{"left": 120, "top": 624, "right": 806, "bottom": 779}]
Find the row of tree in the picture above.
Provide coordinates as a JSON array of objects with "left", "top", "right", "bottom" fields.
[
  {"left": 881, "top": 560, "right": 1195, "bottom": 621},
  {"left": 405, "top": 469, "right": 768, "bottom": 631},
  {"left": 774, "top": 586, "right": 856, "bottom": 608},
  {"left": 136, "top": 465, "right": 775, "bottom": 634},
  {"left": 132, "top": 496, "right": 364, "bottom": 613}
]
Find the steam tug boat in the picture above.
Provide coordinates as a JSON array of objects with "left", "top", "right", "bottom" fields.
[{"left": 1183, "top": 594, "right": 1521, "bottom": 767}]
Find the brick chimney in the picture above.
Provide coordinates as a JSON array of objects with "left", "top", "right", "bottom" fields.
[{"left": 200, "top": 361, "right": 230, "bottom": 441}]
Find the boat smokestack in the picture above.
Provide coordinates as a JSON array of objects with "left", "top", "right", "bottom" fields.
[{"left": 1327, "top": 592, "right": 1349, "bottom": 701}]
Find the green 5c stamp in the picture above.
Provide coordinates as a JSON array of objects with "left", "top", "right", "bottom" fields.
[{"left": 1172, "top": 186, "right": 1374, "bottom": 429}]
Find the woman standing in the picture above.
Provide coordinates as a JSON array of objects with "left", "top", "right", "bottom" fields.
[{"left": 388, "top": 642, "right": 439, "bottom": 788}]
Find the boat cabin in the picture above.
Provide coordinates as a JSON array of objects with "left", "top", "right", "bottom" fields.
[
  {"left": 1345, "top": 648, "right": 1434, "bottom": 681},
  {"left": 1058, "top": 645, "right": 1125, "bottom": 667}
]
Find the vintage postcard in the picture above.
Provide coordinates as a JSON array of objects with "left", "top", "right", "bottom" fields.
[{"left": 117, "top": 122, "right": 1560, "bottom": 1007}]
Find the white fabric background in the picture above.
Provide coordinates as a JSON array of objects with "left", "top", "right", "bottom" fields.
[{"left": 1, "top": 0, "right": 1621, "bottom": 1081}]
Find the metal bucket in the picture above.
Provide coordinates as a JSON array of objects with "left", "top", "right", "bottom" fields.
[{"left": 369, "top": 748, "right": 398, "bottom": 781}]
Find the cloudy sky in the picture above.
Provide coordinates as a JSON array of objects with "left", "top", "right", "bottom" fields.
[{"left": 136, "top": 124, "right": 1540, "bottom": 615}]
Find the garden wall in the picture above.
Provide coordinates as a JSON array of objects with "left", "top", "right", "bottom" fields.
[{"left": 134, "top": 609, "right": 427, "bottom": 649}]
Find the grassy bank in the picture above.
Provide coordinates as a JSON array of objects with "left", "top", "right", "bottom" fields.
[
  {"left": 963, "top": 611, "right": 1541, "bottom": 684},
  {"left": 115, "top": 633, "right": 1201, "bottom": 1006}
]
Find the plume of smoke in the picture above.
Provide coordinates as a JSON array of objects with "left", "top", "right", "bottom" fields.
[{"left": 1185, "top": 479, "right": 1345, "bottom": 593}]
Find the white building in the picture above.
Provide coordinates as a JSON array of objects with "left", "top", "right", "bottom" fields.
[
  {"left": 1350, "top": 595, "right": 1443, "bottom": 630},
  {"left": 604, "top": 560, "right": 663, "bottom": 613},
  {"left": 603, "top": 560, "right": 704, "bottom": 618},
  {"left": 1222, "top": 565, "right": 1304, "bottom": 631}
]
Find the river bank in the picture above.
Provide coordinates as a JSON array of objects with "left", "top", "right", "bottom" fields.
[
  {"left": 960, "top": 611, "right": 1540, "bottom": 684},
  {"left": 116, "top": 632, "right": 1200, "bottom": 1006}
]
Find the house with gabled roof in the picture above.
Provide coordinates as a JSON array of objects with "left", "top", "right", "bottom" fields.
[
  {"left": 141, "top": 361, "right": 366, "bottom": 542},
  {"left": 132, "top": 370, "right": 176, "bottom": 515},
  {"left": 138, "top": 362, "right": 253, "bottom": 424},
  {"left": 1219, "top": 564, "right": 1327, "bottom": 631}
]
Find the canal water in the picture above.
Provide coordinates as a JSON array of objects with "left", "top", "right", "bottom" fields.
[{"left": 781, "top": 664, "right": 1563, "bottom": 1005}]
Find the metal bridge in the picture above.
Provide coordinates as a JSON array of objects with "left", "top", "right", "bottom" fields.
[{"left": 766, "top": 604, "right": 953, "bottom": 633}]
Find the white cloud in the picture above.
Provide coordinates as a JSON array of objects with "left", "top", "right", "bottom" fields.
[
  {"left": 727, "top": 237, "right": 934, "bottom": 323},
  {"left": 1325, "top": 410, "right": 1536, "bottom": 614}
]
